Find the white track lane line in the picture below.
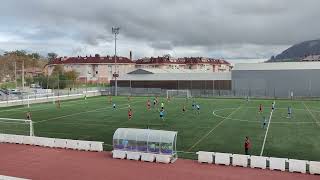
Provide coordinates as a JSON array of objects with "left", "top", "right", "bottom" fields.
[{"left": 260, "top": 100, "right": 275, "bottom": 156}]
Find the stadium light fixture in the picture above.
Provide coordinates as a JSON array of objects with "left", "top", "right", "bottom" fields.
[{"left": 112, "top": 27, "right": 120, "bottom": 96}]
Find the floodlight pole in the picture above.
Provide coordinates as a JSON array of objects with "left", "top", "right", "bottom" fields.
[{"left": 112, "top": 27, "right": 120, "bottom": 96}]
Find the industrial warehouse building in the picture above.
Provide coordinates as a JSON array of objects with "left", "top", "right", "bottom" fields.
[
  {"left": 111, "top": 69, "right": 231, "bottom": 90},
  {"left": 232, "top": 62, "right": 320, "bottom": 98},
  {"left": 110, "top": 69, "right": 231, "bottom": 96},
  {"left": 111, "top": 62, "right": 320, "bottom": 98}
]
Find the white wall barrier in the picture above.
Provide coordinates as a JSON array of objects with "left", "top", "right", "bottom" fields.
[
  {"left": 42, "top": 138, "right": 55, "bottom": 148},
  {"left": 3, "top": 134, "right": 14, "bottom": 143},
  {"left": 78, "top": 140, "right": 91, "bottom": 151},
  {"left": 232, "top": 154, "right": 249, "bottom": 167},
  {"left": 309, "top": 161, "right": 320, "bottom": 175},
  {"left": 250, "top": 156, "right": 268, "bottom": 169},
  {"left": 269, "top": 157, "right": 288, "bottom": 171},
  {"left": 156, "top": 154, "right": 172, "bottom": 164},
  {"left": 0, "top": 133, "right": 104, "bottom": 152},
  {"left": 33, "top": 137, "right": 46, "bottom": 146},
  {"left": 288, "top": 159, "right": 307, "bottom": 173},
  {"left": 141, "top": 153, "right": 156, "bottom": 162},
  {"left": 0, "top": 133, "right": 4, "bottom": 142},
  {"left": 214, "top": 153, "right": 231, "bottom": 165},
  {"left": 66, "top": 139, "right": 80, "bottom": 150},
  {"left": 197, "top": 151, "right": 320, "bottom": 175},
  {"left": 126, "top": 151, "right": 141, "bottom": 161},
  {"left": 54, "top": 139, "right": 68, "bottom": 148},
  {"left": 112, "top": 150, "right": 126, "bottom": 159},
  {"left": 90, "top": 141, "right": 103, "bottom": 152},
  {"left": 22, "top": 136, "right": 35, "bottom": 145},
  {"left": 197, "top": 151, "right": 214, "bottom": 164},
  {"left": 0, "top": 175, "right": 31, "bottom": 180},
  {"left": 5, "top": 134, "right": 24, "bottom": 144}
]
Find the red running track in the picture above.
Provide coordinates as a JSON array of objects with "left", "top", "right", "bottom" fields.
[{"left": 0, "top": 143, "right": 318, "bottom": 180}]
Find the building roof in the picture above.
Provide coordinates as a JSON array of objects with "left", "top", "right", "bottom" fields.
[
  {"left": 48, "top": 55, "right": 230, "bottom": 66},
  {"left": 119, "top": 69, "right": 231, "bottom": 81},
  {"left": 135, "top": 57, "right": 230, "bottom": 65},
  {"left": 49, "top": 54, "right": 134, "bottom": 65},
  {"left": 128, "top": 68, "right": 212, "bottom": 74},
  {"left": 233, "top": 62, "right": 320, "bottom": 71}
]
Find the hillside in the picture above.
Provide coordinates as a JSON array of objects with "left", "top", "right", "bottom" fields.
[{"left": 269, "top": 39, "right": 320, "bottom": 62}]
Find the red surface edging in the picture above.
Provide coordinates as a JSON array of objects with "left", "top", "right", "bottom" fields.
[{"left": 0, "top": 143, "right": 317, "bottom": 180}]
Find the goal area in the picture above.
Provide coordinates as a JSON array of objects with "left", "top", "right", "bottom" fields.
[
  {"left": 0, "top": 118, "right": 34, "bottom": 136},
  {"left": 166, "top": 90, "right": 191, "bottom": 99}
]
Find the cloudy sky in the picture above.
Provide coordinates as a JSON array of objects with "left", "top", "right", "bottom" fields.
[{"left": 0, "top": 0, "right": 319, "bottom": 61}]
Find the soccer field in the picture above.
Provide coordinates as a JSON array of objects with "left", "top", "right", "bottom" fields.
[{"left": 0, "top": 96, "right": 319, "bottom": 161}]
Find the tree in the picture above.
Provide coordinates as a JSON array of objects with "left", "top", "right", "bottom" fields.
[
  {"left": 65, "top": 70, "right": 78, "bottom": 81},
  {"left": 51, "top": 65, "right": 64, "bottom": 76},
  {"left": 30, "top": 53, "right": 40, "bottom": 60},
  {"left": 4, "top": 50, "right": 27, "bottom": 57},
  {"left": 47, "top": 52, "right": 58, "bottom": 61}
]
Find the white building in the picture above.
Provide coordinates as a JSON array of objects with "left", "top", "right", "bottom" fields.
[
  {"left": 135, "top": 57, "right": 231, "bottom": 72},
  {"left": 47, "top": 55, "right": 232, "bottom": 83},
  {"left": 47, "top": 54, "right": 135, "bottom": 83}
]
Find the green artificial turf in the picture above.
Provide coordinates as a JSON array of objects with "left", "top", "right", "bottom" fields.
[{"left": 0, "top": 96, "right": 319, "bottom": 161}]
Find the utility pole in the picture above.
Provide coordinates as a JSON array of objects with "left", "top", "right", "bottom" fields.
[
  {"left": 14, "top": 62, "right": 17, "bottom": 89},
  {"left": 112, "top": 27, "right": 120, "bottom": 96}
]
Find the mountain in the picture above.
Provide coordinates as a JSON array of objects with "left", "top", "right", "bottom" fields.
[{"left": 268, "top": 39, "right": 320, "bottom": 62}]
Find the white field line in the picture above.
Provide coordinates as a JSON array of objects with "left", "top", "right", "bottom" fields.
[
  {"left": 35, "top": 100, "right": 144, "bottom": 124},
  {"left": 0, "top": 96, "right": 108, "bottom": 113},
  {"left": 260, "top": 101, "right": 275, "bottom": 156},
  {"left": 212, "top": 109, "right": 315, "bottom": 124},
  {"left": 302, "top": 101, "right": 320, "bottom": 128},
  {"left": 187, "top": 105, "right": 242, "bottom": 151}
]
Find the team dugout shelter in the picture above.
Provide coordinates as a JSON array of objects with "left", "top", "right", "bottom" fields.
[
  {"left": 110, "top": 69, "right": 231, "bottom": 90},
  {"left": 113, "top": 128, "right": 178, "bottom": 163}
]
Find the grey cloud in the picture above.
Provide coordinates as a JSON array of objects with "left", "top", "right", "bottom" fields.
[
  {"left": 0, "top": 0, "right": 320, "bottom": 58},
  {"left": 150, "top": 41, "right": 173, "bottom": 50}
]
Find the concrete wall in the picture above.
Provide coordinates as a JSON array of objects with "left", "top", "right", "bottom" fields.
[{"left": 232, "top": 69, "right": 320, "bottom": 97}]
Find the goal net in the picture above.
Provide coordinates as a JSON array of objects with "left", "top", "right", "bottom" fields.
[
  {"left": 0, "top": 118, "right": 34, "bottom": 136},
  {"left": 166, "top": 90, "right": 191, "bottom": 99},
  {"left": 25, "top": 93, "right": 55, "bottom": 108}
]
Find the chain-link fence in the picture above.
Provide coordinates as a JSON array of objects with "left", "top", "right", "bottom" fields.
[{"left": 104, "top": 86, "right": 320, "bottom": 100}]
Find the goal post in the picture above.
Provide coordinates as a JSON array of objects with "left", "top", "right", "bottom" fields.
[
  {"left": 26, "top": 93, "right": 56, "bottom": 108},
  {"left": 0, "top": 118, "right": 34, "bottom": 136},
  {"left": 166, "top": 90, "right": 192, "bottom": 99}
]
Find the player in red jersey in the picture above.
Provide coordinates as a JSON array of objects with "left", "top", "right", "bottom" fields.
[
  {"left": 259, "top": 104, "right": 263, "bottom": 113},
  {"left": 147, "top": 100, "right": 151, "bottom": 110},
  {"left": 128, "top": 108, "right": 133, "bottom": 120}
]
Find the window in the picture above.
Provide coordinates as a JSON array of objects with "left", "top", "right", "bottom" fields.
[{"left": 96, "top": 71, "right": 98, "bottom": 74}]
